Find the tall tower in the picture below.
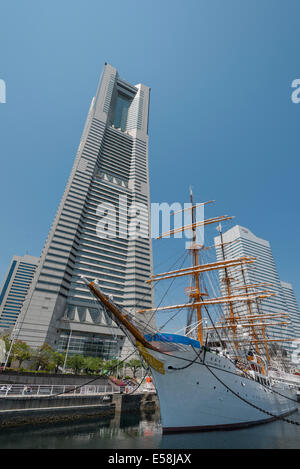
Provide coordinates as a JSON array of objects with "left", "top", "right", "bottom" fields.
[
  {"left": 0, "top": 255, "right": 39, "bottom": 332},
  {"left": 214, "top": 225, "right": 293, "bottom": 352},
  {"left": 280, "top": 281, "right": 300, "bottom": 354},
  {"left": 16, "top": 64, "right": 154, "bottom": 359}
]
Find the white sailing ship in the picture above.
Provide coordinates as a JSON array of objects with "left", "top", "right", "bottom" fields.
[{"left": 82, "top": 193, "right": 299, "bottom": 432}]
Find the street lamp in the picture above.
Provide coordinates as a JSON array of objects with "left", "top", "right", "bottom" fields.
[
  {"left": 3, "top": 326, "right": 19, "bottom": 371},
  {"left": 62, "top": 328, "right": 72, "bottom": 373}
]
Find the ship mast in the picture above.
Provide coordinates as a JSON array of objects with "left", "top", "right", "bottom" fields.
[
  {"left": 189, "top": 187, "right": 204, "bottom": 345},
  {"left": 80, "top": 191, "right": 300, "bottom": 375},
  {"left": 254, "top": 296, "right": 271, "bottom": 362},
  {"left": 216, "top": 224, "right": 238, "bottom": 348},
  {"left": 144, "top": 193, "right": 272, "bottom": 352},
  {"left": 239, "top": 265, "right": 267, "bottom": 373}
]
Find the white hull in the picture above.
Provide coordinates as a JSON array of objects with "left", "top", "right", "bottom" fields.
[{"left": 150, "top": 348, "right": 298, "bottom": 433}]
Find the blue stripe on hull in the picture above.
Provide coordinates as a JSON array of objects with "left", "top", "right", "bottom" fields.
[{"left": 144, "top": 333, "right": 201, "bottom": 348}]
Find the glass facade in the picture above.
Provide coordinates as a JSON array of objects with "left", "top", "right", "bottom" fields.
[
  {"left": 57, "top": 331, "right": 120, "bottom": 359},
  {"left": 0, "top": 261, "right": 17, "bottom": 305},
  {"left": 113, "top": 93, "right": 131, "bottom": 131},
  {"left": 0, "top": 256, "right": 38, "bottom": 329}
]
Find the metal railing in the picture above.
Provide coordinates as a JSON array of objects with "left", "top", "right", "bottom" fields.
[
  {"left": 268, "top": 369, "right": 300, "bottom": 386},
  {"left": 0, "top": 383, "right": 118, "bottom": 397}
]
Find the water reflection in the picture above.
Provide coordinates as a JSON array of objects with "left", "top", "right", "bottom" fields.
[
  {"left": 0, "top": 408, "right": 162, "bottom": 449},
  {"left": 161, "top": 409, "right": 300, "bottom": 449},
  {"left": 0, "top": 407, "right": 300, "bottom": 449}
]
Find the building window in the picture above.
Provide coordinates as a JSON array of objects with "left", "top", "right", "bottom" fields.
[{"left": 113, "top": 93, "right": 131, "bottom": 131}]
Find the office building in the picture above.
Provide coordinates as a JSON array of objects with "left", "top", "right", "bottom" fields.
[
  {"left": 214, "top": 225, "right": 293, "bottom": 352},
  {"left": 16, "top": 64, "right": 154, "bottom": 359},
  {"left": 281, "top": 281, "right": 300, "bottom": 354},
  {"left": 0, "top": 255, "right": 39, "bottom": 331}
]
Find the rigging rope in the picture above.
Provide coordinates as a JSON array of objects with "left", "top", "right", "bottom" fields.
[
  {"left": 171, "top": 346, "right": 300, "bottom": 426},
  {"left": 155, "top": 343, "right": 300, "bottom": 426},
  {"left": 75, "top": 221, "right": 300, "bottom": 427},
  {"left": 140, "top": 251, "right": 189, "bottom": 335},
  {"left": 202, "top": 357, "right": 300, "bottom": 427},
  {"left": 43, "top": 348, "right": 143, "bottom": 398}
]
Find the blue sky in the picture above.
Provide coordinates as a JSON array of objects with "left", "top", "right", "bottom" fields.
[{"left": 0, "top": 0, "right": 300, "bottom": 322}]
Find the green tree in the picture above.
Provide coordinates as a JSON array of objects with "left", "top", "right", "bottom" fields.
[
  {"left": 32, "top": 343, "right": 54, "bottom": 371},
  {"left": 48, "top": 351, "right": 65, "bottom": 373},
  {"left": 83, "top": 356, "right": 104, "bottom": 375},
  {"left": 11, "top": 340, "right": 32, "bottom": 368},
  {"left": 1, "top": 334, "right": 12, "bottom": 366},
  {"left": 67, "top": 354, "right": 85, "bottom": 374},
  {"left": 126, "top": 359, "right": 142, "bottom": 378},
  {"left": 2, "top": 334, "right": 11, "bottom": 352},
  {"left": 105, "top": 359, "right": 124, "bottom": 377}
]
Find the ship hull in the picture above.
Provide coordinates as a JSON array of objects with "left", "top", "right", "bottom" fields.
[{"left": 150, "top": 348, "right": 298, "bottom": 433}]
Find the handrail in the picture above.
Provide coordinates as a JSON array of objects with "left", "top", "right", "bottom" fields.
[{"left": 0, "top": 383, "right": 118, "bottom": 397}]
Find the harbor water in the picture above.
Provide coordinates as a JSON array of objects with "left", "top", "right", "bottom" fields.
[{"left": 0, "top": 407, "right": 300, "bottom": 449}]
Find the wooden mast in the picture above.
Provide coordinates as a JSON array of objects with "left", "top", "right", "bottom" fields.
[
  {"left": 217, "top": 224, "right": 238, "bottom": 348},
  {"left": 254, "top": 296, "right": 271, "bottom": 362},
  {"left": 240, "top": 265, "right": 267, "bottom": 372},
  {"left": 141, "top": 193, "right": 279, "bottom": 354},
  {"left": 189, "top": 188, "right": 203, "bottom": 345},
  {"left": 83, "top": 279, "right": 161, "bottom": 352}
]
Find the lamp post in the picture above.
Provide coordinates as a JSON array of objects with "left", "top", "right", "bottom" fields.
[
  {"left": 62, "top": 328, "right": 72, "bottom": 373},
  {"left": 3, "top": 326, "right": 19, "bottom": 371}
]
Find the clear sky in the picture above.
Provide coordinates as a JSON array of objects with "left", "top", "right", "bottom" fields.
[{"left": 0, "top": 0, "right": 300, "bottom": 320}]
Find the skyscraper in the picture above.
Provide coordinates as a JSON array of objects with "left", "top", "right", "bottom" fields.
[
  {"left": 214, "top": 225, "right": 294, "bottom": 351},
  {"left": 280, "top": 281, "right": 300, "bottom": 354},
  {"left": 0, "top": 255, "right": 39, "bottom": 331},
  {"left": 16, "top": 64, "right": 154, "bottom": 359}
]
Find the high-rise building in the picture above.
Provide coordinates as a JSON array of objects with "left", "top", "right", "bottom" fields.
[
  {"left": 0, "top": 255, "right": 39, "bottom": 331},
  {"left": 16, "top": 64, "right": 154, "bottom": 359},
  {"left": 280, "top": 281, "right": 300, "bottom": 353},
  {"left": 214, "top": 225, "right": 293, "bottom": 352}
]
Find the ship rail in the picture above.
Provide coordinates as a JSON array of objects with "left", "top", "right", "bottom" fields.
[{"left": 268, "top": 369, "right": 300, "bottom": 386}]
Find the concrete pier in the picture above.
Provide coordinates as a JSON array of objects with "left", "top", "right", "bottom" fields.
[{"left": 0, "top": 392, "right": 159, "bottom": 428}]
